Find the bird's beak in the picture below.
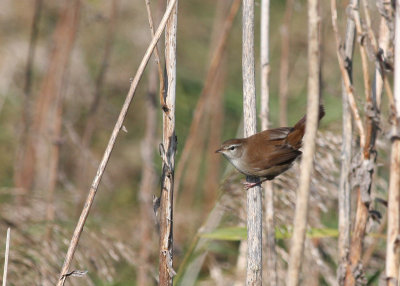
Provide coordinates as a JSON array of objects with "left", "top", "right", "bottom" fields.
[{"left": 215, "top": 148, "right": 222, "bottom": 153}]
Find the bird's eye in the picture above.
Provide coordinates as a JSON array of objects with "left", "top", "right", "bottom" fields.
[{"left": 229, "top": 146, "right": 235, "bottom": 151}]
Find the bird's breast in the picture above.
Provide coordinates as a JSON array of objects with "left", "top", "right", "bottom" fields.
[
  {"left": 226, "top": 154, "right": 294, "bottom": 179},
  {"left": 225, "top": 156, "right": 253, "bottom": 176}
]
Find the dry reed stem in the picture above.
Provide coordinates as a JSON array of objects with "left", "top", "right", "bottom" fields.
[
  {"left": 331, "top": 0, "right": 365, "bottom": 149},
  {"left": 174, "top": 0, "right": 240, "bottom": 197},
  {"left": 2, "top": 228, "right": 10, "bottom": 286},
  {"left": 352, "top": 9, "right": 372, "bottom": 131},
  {"left": 260, "top": 0, "right": 277, "bottom": 284},
  {"left": 337, "top": 1, "right": 357, "bottom": 283},
  {"left": 385, "top": 140, "right": 400, "bottom": 285},
  {"left": 278, "top": 0, "right": 294, "bottom": 126},
  {"left": 242, "top": 0, "right": 263, "bottom": 284},
  {"left": 286, "top": 0, "right": 320, "bottom": 285},
  {"left": 158, "top": 0, "right": 178, "bottom": 284},
  {"left": 56, "top": 1, "right": 177, "bottom": 284},
  {"left": 260, "top": 0, "right": 270, "bottom": 131},
  {"left": 385, "top": 1, "right": 400, "bottom": 283},
  {"left": 144, "top": 0, "right": 166, "bottom": 110}
]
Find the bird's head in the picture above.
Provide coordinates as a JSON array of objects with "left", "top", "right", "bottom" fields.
[{"left": 215, "top": 139, "right": 244, "bottom": 160}]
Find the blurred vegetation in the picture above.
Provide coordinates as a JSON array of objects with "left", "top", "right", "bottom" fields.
[{"left": 0, "top": 0, "right": 394, "bottom": 285}]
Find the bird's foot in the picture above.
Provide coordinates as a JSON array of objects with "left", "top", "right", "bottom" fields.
[{"left": 243, "top": 180, "right": 263, "bottom": 190}]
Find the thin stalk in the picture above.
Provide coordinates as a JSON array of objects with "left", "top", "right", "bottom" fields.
[
  {"left": 385, "top": 1, "right": 400, "bottom": 283},
  {"left": 337, "top": 1, "right": 357, "bottom": 284},
  {"left": 242, "top": 0, "right": 263, "bottom": 284},
  {"left": 144, "top": 0, "right": 166, "bottom": 109},
  {"left": 261, "top": 0, "right": 277, "bottom": 285},
  {"left": 158, "top": 0, "right": 178, "bottom": 284},
  {"left": 286, "top": 0, "right": 320, "bottom": 285},
  {"left": 2, "top": 228, "right": 10, "bottom": 286}
]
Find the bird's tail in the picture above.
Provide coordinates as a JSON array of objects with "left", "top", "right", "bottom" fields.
[{"left": 286, "top": 105, "right": 325, "bottom": 149}]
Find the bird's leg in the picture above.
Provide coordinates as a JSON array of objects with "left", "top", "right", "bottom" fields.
[{"left": 243, "top": 178, "right": 268, "bottom": 190}]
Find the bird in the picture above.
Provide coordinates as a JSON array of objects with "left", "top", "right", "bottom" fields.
[{"left": 216, "top": 105, "right": 325, "bottom": 189}]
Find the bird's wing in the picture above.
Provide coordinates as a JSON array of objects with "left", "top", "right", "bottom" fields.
[
  {"left": 247, "top": 144, "right": 301, "bottom": 171},
  {"left": 257, "top": 127, "right": 291, "bottom": 141}
]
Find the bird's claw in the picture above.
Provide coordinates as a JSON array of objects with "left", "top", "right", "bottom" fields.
[{"left": 243, "top": 181, "right": 261, "bottom": 190}]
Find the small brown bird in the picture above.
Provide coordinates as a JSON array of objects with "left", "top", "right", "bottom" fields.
[{"left": 216, "top": 105, "right": 325, "bottom": 188}]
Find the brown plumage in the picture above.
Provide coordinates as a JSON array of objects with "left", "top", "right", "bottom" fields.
[{"left": 216, "top": 105, "right": 325, "bottom": 187}]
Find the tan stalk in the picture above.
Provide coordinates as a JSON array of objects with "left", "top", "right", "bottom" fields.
[
  {"left": 242, "top": 0, "right": 263, "bottom": 284},
  {"left": 261, "top": 0, "right": 277, "bottom": 284},
  {"left": 158, "top": 0, "right": 178, "bottom": 284},
  {"left": 2, "top": 228, "right": 10, "bottom": 286},
  {"left": 286, "top": 0, "right": 321, "bottom": 285},
  {"left": 337, "top": 1, "right": 357, "bottom": 284},
  {"left": 144, "top": 0, "right": 166, "bottom": 109},
  {"left": 385, "top": 1, "right": 400, "bottom": 283}
]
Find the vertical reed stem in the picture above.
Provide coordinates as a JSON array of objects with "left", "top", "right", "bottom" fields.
[
  {"left": 158, "top": 0, "right": 178, "bottom": 284},
  {"left": 242, "top": 0, "right": 262, "bottom": 284},
  {"left": 287, "top": 0, "right": 320, "bottom": 284}
]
